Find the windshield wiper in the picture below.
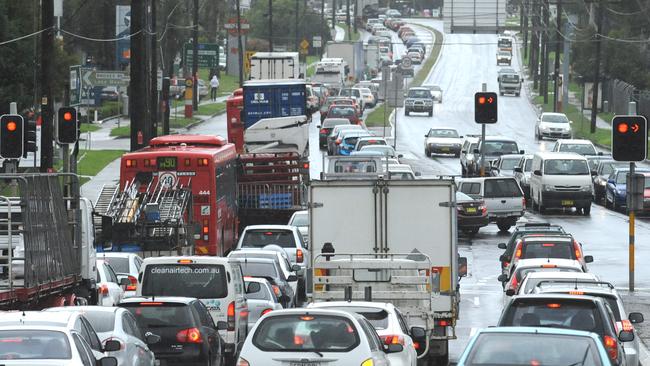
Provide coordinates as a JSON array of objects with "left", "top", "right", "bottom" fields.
[
  {"left": 312, "top": 351, "right": 324, "bottom": 357},
  {"left": 566, "top": 344, "right": 591, "bottom": 366}
]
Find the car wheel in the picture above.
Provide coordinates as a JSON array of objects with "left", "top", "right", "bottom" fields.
[
  {"left": 405, "top": 109, "right": 410, "bottom": 116},
  {"left": 461, "top": 166, "right": 467, "bottom": 177},
  {"left": 428, "top": 110, "right": 433, "bottom": 117},
  {"left": 497, "top": 222, "right": 511, "bottom": 232},
  {"left": 583, "top": 205, "right": 591, "bottom": 216},
  {"left": 424, "top": 148, "right": 430, "bottom": 157},
  {"left": 539, "top": 197, "right": 546, "bottom": 214},
  {"left": 605, "top": 193, "right": 612, "bottom": 209},
  {"left": 468, "top": 227, "right": 480, "bottom": 236}
]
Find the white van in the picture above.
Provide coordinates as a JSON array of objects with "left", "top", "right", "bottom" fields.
[
  {"left": 136, "top": 256, "right": 248, "bottom": 361},
  {"left": 529, "top": 152, "right": 593, "bottom": 215}
]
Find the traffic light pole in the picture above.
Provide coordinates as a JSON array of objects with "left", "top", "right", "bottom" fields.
[
  {"left": 480, "top": 83, "right": 487, "bottom": 177},
  {"left": 629, "top": 161, "right": 635, "bottom": 292}
]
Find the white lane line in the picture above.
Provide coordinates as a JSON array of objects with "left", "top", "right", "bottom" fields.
[
  {"left": 639, "top": 339, "right": 650, "bottom": 366},
  {"left": 473, "top": 296, "right": 480, "bottom": 307}
]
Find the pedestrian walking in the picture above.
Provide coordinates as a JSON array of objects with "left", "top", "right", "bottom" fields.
[{"left": 210, "top": 74, "right": 220, "bottom": 101}]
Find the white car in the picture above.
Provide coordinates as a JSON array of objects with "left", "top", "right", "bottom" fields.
[
  {"left": 238, "top": 308, "right": 402, "bottom": 366},
  {"left": 517, "top": 271, "right": 599, "bottom": 295},
  {"left": 45, "top": 306, "right": 158, "bottom": 366},
  {"left": 388, "top": 164, "right": 417, "bottom": 180},
  {"left": 243, "top": 277, "right": 284, "bottom": 332},
  {"left": 228, "top": 248, "right": 300, "bottom": 299},
  {"left": 288, "top": 210, "right": 309, "bottom": 246},
  {"left": 406, "top": 50, "right": 422, "bottom": 64},
  {"left": 96, "top": 259, "right": 127, "bottom": 307},
  {"left": 535, "top": 112, "right": 573, "bottom": 140},
  {"left": 423, "top": 127, "right": 463, "bottom": 157},
  {"left": 360, "top": 144, "right": 397, "bottom": 158},
  {"left": 551, "top": 138, "right": 600, "bottom": 156},
  {"left": 499, "top": 258, "right": 585, "bottom": 296},
  {"left": 359, "top": 87, "right": 376, "bottom": 108},
  {"left": 308, "top": 301, "right": 421, "bottom": 366},
  {"left": 100, "top": 252, "right": 143, "bottom": 298}
]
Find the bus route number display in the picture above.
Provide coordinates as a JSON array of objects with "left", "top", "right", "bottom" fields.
[{"left": 157, "top": 156, "right": 177, "bottom": 170}]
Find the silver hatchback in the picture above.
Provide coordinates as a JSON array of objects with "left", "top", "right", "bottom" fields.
[{"left": 244, "top": 277, "right": 283, "bottom": 332}]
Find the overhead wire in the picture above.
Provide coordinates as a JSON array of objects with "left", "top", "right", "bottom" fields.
[{"left": 0, "top": 27, "right": 53, "bottom": 46}]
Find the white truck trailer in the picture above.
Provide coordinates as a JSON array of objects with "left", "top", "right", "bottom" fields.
[
  {"left": 249, "top": 52, "right": 300, "bottom": 80},
  {"left": 443, "top": 0, "right": 507, "bottom": 34},
  {"left": 308, "top": 178, "right": 465, "bottom": 366}
]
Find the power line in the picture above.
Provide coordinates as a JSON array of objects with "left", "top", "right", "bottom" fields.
[
  {"left": 0, "top": 27, "right": 53, "bottom": 46},
  {"left": 60, "top": 28, "right": 145, "bottom": 42}
]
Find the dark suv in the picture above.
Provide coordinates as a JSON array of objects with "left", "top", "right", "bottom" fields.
[
  {"left": 499, "top": 294, "right": 632, "bottom": 365},
  {"left": 120, "top": 297, "right": 226, "bottom": 366},
  {"left": 497, "top": 223, "right": 566, "bottom": 277}
]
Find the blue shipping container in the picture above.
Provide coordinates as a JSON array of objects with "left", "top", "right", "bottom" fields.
[{"left": 242, "top": 80, "right": 306, "bottom": 129}]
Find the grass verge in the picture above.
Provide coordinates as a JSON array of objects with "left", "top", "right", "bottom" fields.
[
  {"left": 77, "top": 150, "right": 125, "bottom": 177},
  {"left": 364, "top": 104, "right": 394, "bottom": 128},
  {"left": 80, "top": 124, "right": 101, "bottom": 133},
  {"left": 197, "top": 102, "right": 226, "bottom": 116},
  {"left": 197, "top": 69, "right": 240, "bottom": 96},
  {"left": 110, "top": 116, "right": 200, "bottom": 138}
]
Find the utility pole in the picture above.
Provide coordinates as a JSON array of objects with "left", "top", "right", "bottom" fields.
[
  {"left": 590, "top": 0, "right": 604, "bottom": 134},
  {"left": 562, "top": 21, "right": 570, "bottom": 111},
  {"left": 530, "top": 0, "right": 539, "bottom": 90},
  {"left": 523, "top": 0, "right": 529, "bottom": 60},
  {"left": 295, "top": 0, "right": 300, "bottom": 51},
  {"left": 40, "top": 0, "right": 54, "bottom": 171},
  {"left": 129, "top": 0, "right": 146, "bottom": 151},
  {"left": 321, "top": 0, "right": 325, "bottom": 57},
  {"left": 150, "top": 0, "right": 158, "bottom": 137},
  {"left": 332, "top": 0, "right": 336, "bottom": 29},
  {"left": 346, "top": 0, "right": 351, "bottom": 41},
  {"left": 236, "top": 0, "right": 244, "bottom": 86},
  {"left": 192, "top": 0, "right": 199, "bottom": 112},
  {"left": 353, "top": 0, "right": 358, "bottom": 34},
  {"left": 268, "top": 0, "right": 273, "bottom": 51},
  {"left": 540, "top": 0, "right": 549, "bottom": 104},
  {"left": 553, "top": 0, "right": 561, "bottom": 112}
]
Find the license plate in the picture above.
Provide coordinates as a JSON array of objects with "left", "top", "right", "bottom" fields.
[
  {"left": 466, "top": 207, "right": 477, "bottom": 213},
  {"left": 561, "top": 200, "right": 574, "bottom": 206},
  {"left": 441, "top": 147, "right": 449, "bottom": 152},
  {"left": 289, "top": 363, "right": 320, "bottom": 366}
]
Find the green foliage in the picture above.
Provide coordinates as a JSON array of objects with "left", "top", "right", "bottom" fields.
[{"left": 365, "top": 104, "right": 393, "bottom": 127}]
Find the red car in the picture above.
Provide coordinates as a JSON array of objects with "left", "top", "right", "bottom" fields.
[{"left": 327, "top": 105, "right": 360, "bottom": 125}]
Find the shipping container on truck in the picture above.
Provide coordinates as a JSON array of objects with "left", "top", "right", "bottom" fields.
[
  {"left": 325, "top": 41, "right": 366, "bottom": 82},
  {"left": 443, "top": 0, "right": 507, "bottom": 34},
  {"left": 308, "top": 178, "right": 464, "bottom": 365},
  {"left": 249, "top": 52, "right": 301, "bottom": 80},
  {"left": 0, "top": 174, "right": 97, "bottom": 310}
]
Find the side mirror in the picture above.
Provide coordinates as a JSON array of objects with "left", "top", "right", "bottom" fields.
[
  {"left": 619, "top": 330, "right": 635, "bottom": 342},
  {"left": 103, "top": 339, "right": 121, "bottom": 352},
  {"left": 246, "top": 282, "right": 261, "bottom": 294},
  {"left": 514, "top": 167, "right": 523, "bottom": 173},
  {"left": 499, "top": 254, "right": 507, "bottom": 262},
  {"left": 519, "top": 150, "right": 525, "bottom": 154},
  {"left": 505, "top": 289, "right": 516, "bottom": 296},
  {"left": 498, "top": 274, "right": 508, "bottom": 282},
  {"left": 498, "top": 243, "right": 507, "bottom": 250},
  {"left": 608, "top": 179, "right": 615, "bottom": 185},
  {"left": 415, "top": 172, "right": 422, "bottom": 177},
  {"left": 569, "top": 120, "right": 573, "bottom": 124},
  {"left": 317, "top": 125, "right": 321, "bottom": 129},
  {"left": 287, "top": 275, "right": 298, "bottom": 282},
  {"left": 291, "top": 264, "right": 302, "bottom": 272},
  {"left": 533, "top": 170, "right": 542, "bottom": 176},
  {"left": 473, "top": 148, "right": 480, "bottom": 154},
  {"left": 424, "top": 134, "right": 429, "bottom": 137},
  {"left": 458, "top": 256, "right": 468, "bottom": 278},
  {"left": 119, "top": 277, "right": 131, "bottom": 287},
  {"left": 217, "top": 321, "right": 229, "bottom": 330},
  {"left": 591, "top": 170, "right": 597, "bottom": 176},
  {"left": 584, "top": 255, "right": 594, "bottom": 263},
  {"left": 99, "top": 357, "right": 118, "bottom": 366},
  {"left": 145, "top": 333, "right": 161, "bottom": 345},
  {"left": 384, "top": 343, "right": 404, "bottom": 353},
  {"left": 410, "top": 326, "right": 426, "bottom": 339},
  {"left": 629, "top": 312, "right": 644, "bottom": 324},
  {"left": 279, "top": 295, "right": 291, "bottom": 304},
  {"left": 398, "top": 154, "right": 404, "bottom": 159},
  {"left": 598, "top": 152, "right": 603, "bottom": 156}
]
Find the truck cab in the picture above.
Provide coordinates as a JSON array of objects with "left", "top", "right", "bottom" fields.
[{"left": 498, "top": 68, "right": 522, "bottom": 96}]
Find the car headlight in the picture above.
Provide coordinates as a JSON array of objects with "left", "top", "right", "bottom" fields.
[
  {"left": 598, "top": 180, "right": 607, "bottom": 186},
  {"left": 425, "top": 101, "right": 433, "bottom": 105},
  {"left": 405, "top": 100, "right": 415, "bottom": 105},
  {"left": 543, "top": 184, "right": 555, "bottom": 192},
  {"left": 580, "top": 185, "right": 592, "bottom": 192}
]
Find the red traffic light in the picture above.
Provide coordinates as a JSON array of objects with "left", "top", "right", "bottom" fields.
[
  {"left": 63, "top": 112, "right": 73, "bottom": 121},
  {"left": 617, "top": 123, "right": 629, "bottom": 134},
  {"left": 478, "top": 97, "right": 486, "bottom": 104},
  {"left": 6, "top": 121, "right": 16, "bottom": 132}
]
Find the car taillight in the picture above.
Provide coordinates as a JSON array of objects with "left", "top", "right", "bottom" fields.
[
  {"left": 522, "top": 197, "right": 526, "bottom": 207},
  {"left": 380, "top": 334, "right": 405, "bottom": 345},
  {"left": 126, "top": 275, "right": 137, "bottom": 291},
  {"left": 621, "top": 319, "right": 634, "bottom": 332},
  {"left": 514, "top": 242, "right": 522, "bottom": 259},
  {"left": 479, "top": 204, "right": 487, "bottom": 214},
  {"left": 603, "top": 335, "right": 618, "bottom": 361},
  {"left": 237, "top": 358, "right": 250, "bottom": 366},
  {"left": 336, "top": 138, "right": 342, "bottom": 145},
  {"left": 296, "top": 249, "right": 304, "bottom": 263},
  {"left": 99, "top": 285, "right": 109, "bottom": 295},
  {"left": 436, "top": 319, "right": 451, "bottom": 327},
  {"left": 573, "top": 240, "right": 582, "bottom": 260},
  {"left": 227, "top": 301, "right": 236, "bottom": 331},
  {"left": 320, "top": 128, "right": 328, "bottom": 134},
  {"left": 272, "top": 285, "right": 281, "bottom": 297},
  {"left": 261, "top": 308, "right": 273, "bottom": 316},
  {"left": 176, "top": 328, "right": 203, "bottom": 343},
  {"left": 509, "top": 275, "right": 518, "bottom": 290}
]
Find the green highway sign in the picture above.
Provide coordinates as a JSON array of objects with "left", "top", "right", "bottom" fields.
[
  {"left": 82, "top": 69, "right": 130, "bottom": 88},
  {"left": 183, "top": 43, "right": 223, "bottom": 69}
]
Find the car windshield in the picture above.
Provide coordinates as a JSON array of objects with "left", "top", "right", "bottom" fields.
[
  {"left": 524, "top": 159, "right": 533, "bottom": 172},
  {"left": 408, "top": 89, "right": 430, "bottom": 98},
  {"left": 239, "top": 261, "right": 279, "bottom": 279},
  {"left": 501, "top": 74, "right": 519, "bottom": 83},
  {"left": 483, "top": 141, "right": 519, "bottom": 155},
  {"left": 521, "top": 241, "right": 575, "bottom": 260},
  {"left": 241, "top": 229, "right": 296, "bottom": 248},
  {"left": 290, "top": 213, "right": 308, "bottom": 227},
  {"left": 544, "top": 159, "right": 590, "bottom": 175},
  {"left": 102, "top": 256, "right": 129, "bottom": 273},
  {"left": 456, "top": 191, "right": 474, "bottom": 201},
  {"left": 498, "top": 38, "right": 512, "bottom": 47},
  {"left": 615, "top": 172, "right": 628, "bottom": 184},
  {"left": 428, "top": 129, "right": 459, "bottom": 138},
  {"left": 141, "top": 264, "right": 227, "bottom": 298},
  {"left": 501, "top": 158, "right": 521, "bottom": 170},
  {"left": 501, "top": 299, "right": 605, "bottom": 336},
  {"left": 498, "top": 51, "right": 510, "bottom": 56},
  {"left": 331, "top": 107, "right": 355, "bottom": 117},
  {"left": 83, "top": 311, "right": 116, "bottom": 333},
  {"left": 0, "top": 330, "right": 71, "bottom": 360},
  {"left": 542, "top": 114, "right": 569, "bottom": 123},
  {"left": 465, "top": 333, "right": 603, "bottom": 366},
  {"left": 253, "top": 314, "right": 360, "bottom": 352},
  {"left": 122, "top": 303, "right": 192, "bottom": 328},
  {"left": 559, "top": 143, "right": 597, "bottom": 155},
  {"left": 484, "top": 179, "right": 522, "bottom": 198}
]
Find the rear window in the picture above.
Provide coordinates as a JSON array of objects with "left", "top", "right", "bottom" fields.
[
  {"left": 102, "top": 257, "right": 129, "bottom": 273},
  {"left": 253, "top": 315, "right": 360, "bottom": 352},
  {"left": 239, "top": 261, "right": 279, "bottom": 278},
  {"left": 121, "top": 303, "right": 193, "bottom": 328},
  {"left": 521, "top": 241, "right": 575, "bottom": 260},
  {"left": 460, "top": 182, "right": 481, "bottom": 195},
  {"left": 344, "top": 137, "right": 361, "bottom": 146},
  {"left": 322, "top": 307, "right": 390, "bottom": 329},
  {"left": 358, "top": 140, "right": 386, "bottom": 149},
  {"left": 501, "top": 299, "right": 605, "bottom": 335},
  {"left": 465, "top": 333, "right": 603, "bottom": 366},
  {"left": 483, "top": 141, "right": 519, "bottom": 155},
  {"left": 323, "top": 119, "right": 349, "bottom": 128},
  {"left": 559, "top": 143, "right": 597, "bottom": 155},
  {"left": 516, "top": 266, "right": 582, "bottom": 283},
  {"left": 241, "top": 229, "right": 297, "bottom": 249},
  {"left": 141, "top": 263, "right": 227, "bottom": 299},
  {"left": 333, "top": 160, "right": 378, "bottom": 173},
  {"left": 245, "top": 281, "right": 272, "bottom": 301},
  {"left": 484, "top": 179, "right": 522, "bottom": 198},
  {"left": 83, "top": 311, "right": 116, "bottom": 333},
  {"left": 501, "top": 158, "right": 521, "bottom": 170},
  {"left": 0, "top": 330, "right": 71, "bottom": 360}
]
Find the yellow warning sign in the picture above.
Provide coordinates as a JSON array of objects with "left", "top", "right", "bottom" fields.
[
  {"left": 244, "top": 51, "right": 256, "bottom": 75},
  {"left": 300, "top": 39, "right": 309, "bottom": 50}
]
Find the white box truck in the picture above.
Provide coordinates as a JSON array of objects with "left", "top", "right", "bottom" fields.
[
  {"left": 308, "top": 178, "right": 465, "bottom": 365},
  {"left": 249, "top": 52, "right": 300, "bottom": 80},
  {"left": 326, "top": 41, "right": 365, "bottom": 81},
  {"left": 443, "top": 0, "right": 507, "bottom": 34}
]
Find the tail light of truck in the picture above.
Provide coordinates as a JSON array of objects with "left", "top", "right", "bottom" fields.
[
  {"left": 227, "top": 301, "right": 236, "bottom": 331},
  {"left": 296, "top": 249, "right": 304, "bottom": 263},
  {"left": 126, "top": 275, "right": 137, "bottom": 291},
  {"left": 336, "top": 138, "right": 342, "bottom": 145},
  {"left": 314, "top": 268, "right": 327, "bottom": 292},
  {"left": 380, "top": 334, "right": 405, "bottom": 345},
  {"left": 573, "top": 240, "right": 582, "bottom": 260},
  {"left": 436, "top": 319, "right": 451, "bottom": 327},
  {"left": 202, "top": 219, "right": 209, "bottom": 241},
  {"left": 176, "top": 328, "right": 203, "bottom": 343},
  {"left": 603, "top": 335, "right": 618, "bottom": 361}
]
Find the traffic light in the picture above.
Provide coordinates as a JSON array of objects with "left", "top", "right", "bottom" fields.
[
  {"left": 474, "top": 92, "right": 498, "bottom": 124},
  {"left": 0, "top": 114, "right": 24, "bottom": 159},
  {"left": 612, "top": 115, "right": 647, "bottom": 162},
  {"left": 57, "top": 107, "right": 78, "bottom": 144},
  {"left": 23, "top": 119, "right": 36, "bottom": 158}
]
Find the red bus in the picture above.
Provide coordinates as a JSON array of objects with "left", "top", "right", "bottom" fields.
[{"left": 119, "top": 134, "right": 238, "bottom": 256}]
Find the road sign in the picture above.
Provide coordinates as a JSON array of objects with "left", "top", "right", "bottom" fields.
[
  {"left": 225, "top": 18, "right": 250, "bottom": 35},
  {"left": 82, "top": 69, "right": 130, "bottom": 88},
  {"left": 300, "top": 39, "right": 310, "bottom": 50},
  {"left": 244, "top": 51, "right": 256, "bottom": 74},
  {"left": 69, "top": 65, "right": 81, "bottom": 106},
  {"left": 401, "top": 56, "right": 412, "bottom": 69},
  {"left": 313, "top": 36, "right": 322, "bottom": 48},
  {"left": 183, "top": 43, "right": 222, "bottom": 69}
]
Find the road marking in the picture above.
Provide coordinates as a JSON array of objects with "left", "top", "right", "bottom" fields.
[
  {"left": 473, "top": 296, "right": 480, "bottom": 307},
  {"left": 639, "top": 338, "right": 650, "bottom": 366}
]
